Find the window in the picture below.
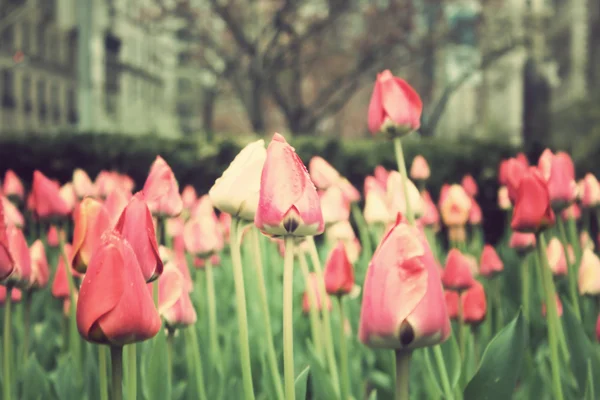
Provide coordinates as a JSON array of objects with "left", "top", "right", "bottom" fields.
[
  {"left": 104, "top": 34, "right": 121, "bottom": 114},
  {"left": 67, "top": 87, "right": 77, "bottom": 123},
  {"left": 21, "top": 22, "right": 30, "bottom": 53},
  {"left": 51, "top": 84, "right": 60, "bottom": 122},
  {"left": 37, "top": 79, "right": 46, "bottom": 121},
  {"left": 67, "top": 30, "right": 77, "bottom": 69},
  {"left": 37, "top": 25, "right": 46, "bottom": 59},
  {"left": 22, "top": 74, "right": 32, "bottom": 113},
  {"left": 2, "top": 69, "right": 15, "bottom": 108}
]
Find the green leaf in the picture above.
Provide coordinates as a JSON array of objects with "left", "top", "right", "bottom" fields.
[
  {"left": 584, "top": 359, "right": 595, "bottom": 400},
  {"left": 172, "top": 381, "right": 188, "bottom": 400},
  {"left": 463, "top": 310, "right": 526, "bottom": 400},
  {"left": 368, "top": 389, "right": 378, "bottom": 400},
  {"left": 19, "top": 354, "right": 52, "bottom": 400},
  {"left": 294, "top": 366, "right": 310, "bottom": 400},
  {"left": 141, "top": 329, "right": 172, "bottom": 400},
  {"left": 423, "top": 335, "right": 461, "bottom": 395},
  {"left": 51, "top": 355, "right": 84, "bottom": 400},
  {"left": 306, "top": 342, "right": 339, "bottom": 400}
]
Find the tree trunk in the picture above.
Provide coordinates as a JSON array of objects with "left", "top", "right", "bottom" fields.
[
  {"left": 202, "top": 87, "right": 217, "bottom": 142},
  {"left": 248, "top": 77, "right": 266, "bottom": 133}
]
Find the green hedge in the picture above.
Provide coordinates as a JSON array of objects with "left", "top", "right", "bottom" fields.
[{"left": 0, "top": 132, "right": 518, "bottom": 242}]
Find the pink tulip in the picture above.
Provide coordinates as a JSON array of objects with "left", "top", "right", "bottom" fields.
[
  {"left": 2, "top": 170, "right": 24, "bottom": 200},
  {"left": 409, "top": 155, "right": 430, "bottom": 181},
  {"left": 479, "top": 245, "right": 503, "bottom": 278},
  {"left": 324, "top": 241, "right": 355, "bottom": 296},
  {"left": 142, "top": 156, "right": 183, "bottom": 218},
  {"left": 441, "top": 249, "right": 475, "bottom": 291}
]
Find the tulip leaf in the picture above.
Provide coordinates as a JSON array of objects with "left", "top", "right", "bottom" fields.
[
  {"left": 20, "top": 354, "right": 52, "bottom": 400},
  {"left": 295, "top": 366, "right": 310, "bottom": 400},
  {"left": 51, "top": 355, "right": 84, "bottom": 400},
  {"left": 463, "top": 310, "right": 526, "bottom": 400},
  {"left": 141, "top": 329, "right": 172, "bottom": 400},
  {"left": 561, "top": 302, "right": 600, "bottom": 398},
  {"left": 368, "top": 390, "right": 378, "bottom": 400},
  {"left": 306, "top": 341, "right": 339, "bottom": 400},
  {"left": 423, "top": 334, "right": 462, "bottom": 394},
  {"left": 173, "top": 381, "right": 188, "bottom": 400}
]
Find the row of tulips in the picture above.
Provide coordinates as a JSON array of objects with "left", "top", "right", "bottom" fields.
[{"left": 1, "top": 70, "right": 600, "bottom": 400}]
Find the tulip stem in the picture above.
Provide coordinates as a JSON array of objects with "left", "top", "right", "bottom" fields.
[
  {"left": 186, "top": 326, "right": 208, "bottom": 400},
  {"left": 393, "top": 137, "right": 414, "bottom": 225},
  {"left": 23, "top": 290, "right": 31, "bottom": 362},
  {"left": 298, "top": 251, "right": 324, "bottom": 362},
  {"left": 337, "top": 296, "right": 352, "bottom": 400},
  {"left": 432, "top": 345, "right": 454, "bottom": 400},
  {"left": 521, "top": 255, "right": 531, "bottom": 322},
  {"left": 230, "top": 218, "right": 256, "bottom": 400},
  {"left": 350, "top": 203, "right": 372, "bottom": 261},
  {"left": 126, "top": 344, "right": 137, "bottom": 400},
  {"left": 557, "top": 218, "right": 582, "bottom": 320},
  {"left": 283, "top": 235, "right": 296, "bottom": 400},
  {"left": 457, "top": 294, "right": 466, "bottom": 360},
  {"left": 59, "top": 228, "right": 82, "bottom": 372},
  {"left": 167, "top": 329, "right": 174, "bottom": 389},
  {"left": 98, "top": 346, "right": 109, "bottom": 400},
  {"left": 3, "top": 286, "right": 13, "bottom": 400},
  {"left": 204, "top": 258, "right": 222, "bottom": 368},
  {"left": 537, "top": 234, "right": 564, "bottom": 400},
  {"left": 493, "top": 278, "right": 504, "bottom": 331},
  {"left": 306, "top": 236, "right": 340, "bottom": 394},
  {"left": 395, "top": 350, "right": 411, "bottom": 400},
  {"left": 251, "top": 228, "right": 284, "bottom": 400},
  {"left": 110, "top": 346, "right": 123, "bottom": 400}
]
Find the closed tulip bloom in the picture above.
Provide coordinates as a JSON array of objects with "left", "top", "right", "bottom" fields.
[
  {"left": 219, "top": 212, "right": 232, "bottom": 242},
  {"left": 2, "top": 170, "right": 24, "bottom": 200},
  {"left": 183, "top": 213, "right": 224, "bottom": 257},
  {"left": 580, "top": 173, "right": 600, "bottom": 208},
  {"left": 209, "top": 139, "right": 267, "bottom": 221},
  {"left": 0, "top": 286, "right": 22, "bottom": 305},
  {"left": 173, "top": 249, "right": 193, "bottom": 292},
  {"left": 191, "top": 195, "right": 214, "bottom": 219},
  {"left": 479, "top": 245, "right": 503, "bottom": 278},
  {"left": 71, "top": 198, "right": 112, "bottom": 273},
  {"left": 181, "top": 185, "right": 197, "bottom": 210},
  {"left": 104, "top": 187, "right": 132, "bottom": 227},
  {"left": 498, "top": 186, "right": 511, "bottom": 210},
  {"left": 72, "top": 169, "right": 95, "bottom": 199},
  {"left": 309, "top": 156, "right": 341, "bottom": 190},
  {"left": 255, "top": 133, "right": 324, "bottom": 237},
  {"left": 539, "top": 151, "right": 577, "bottom": 210},
  {"left": 30, "top": 171, "right": 71, "bottom": 219},
  {"left": 374, "top": 166, "right": 389, "bottom": 190},
  {"left": 367, "top": 70, "right": 422, "bottom": 136},
  {"left": 52, "top": 244, "right": 80, "bottom": 299},
  {"left": 359, "top": 216, "right": 450, "bottom": 349},
  {"left": 302, "top": 272, "right": 332, "bottom": 314},
  {"left": 511, "top": 167, "right": 555, "bottom": 233},
  {"left": 326, "top": 220, "right": 356, "bottom": 242},
  {"left": 320, "top": 186, "right": 350, "bottom": 226},
  {"left": 461, "top": 175, "right": 478, "bottom": 198},
  {"left": 95, "top": 171, "right": 120, "bottom": 199},
  {"left": 166, "top": 217, "right": 185, "bottom": 239},
  {"left": 438, "top": 184, "right": 450, "bottom": 209},
  {"left": 469, "top": 200, "right": 482, "bottom": 225},
  {"left": 444, "top": 291, "right": 459, "bottom": 320},
  {"left": 339, "top": 178, "right": 361, "bottom": 203},
  {"left": 440, "top": 184, "right": 472, "bottom": 227},
  {"left": 29, "top": 240, "right": 49, "bottom": 289},
  {"left": 410, "top": 155, "right": 430, "bottom": 181},
  {"left": 114, "top": 193, "right": 163, "bottom": 282},
  {"left": 324, "top": 241, "right": 355, "bottom": 296},
  {"left": 561, "top": 203, "right": 581, "bottom": 221},
  {"left": 581, "top": 231, "right": 595, "bottom": 251},
  {"left": 509, "top": 232, "right": 537, "bottom": 254},
  {"left": 386, "top": 171, "right": 423, "bottom": 220},
  {"left": 420, "top": 190, "right": 440, "bottom": 228},
  {"left": 2, "top": 226, "right": 31, "bottom": 288},
  {"left": 46, "top": 225, "right": 62, "bottom": 248},
  {"left": 461, "top": 281, "right": 487, "bottom": 325},
  {"left": 59, "top": 183, "right": 77, "bottom": 213},
  {"left": 442, "top": 249, "right": 476, "bottom": 291},
  {"left": 77, "top": 232, "right": 161, "bottom": 345},
  {"left": 542, "top": 294, "right": 563, "bottom": 318},
  {"left": 143, "top": 156, "right": 183, "bottom": 218},
  {"left": 578, "top": 248, "right": 600, "bottom": 295},
  {"left": 364, "top": 176, "right": 390, "bottom": 225},
  {"left": 2, "top": 196, "right": 24, "bottom": 227},
  {"left": 501, "top": 158, "right": 528, "bottom": 203},
  {"left": 159, "top": 262, "right": 197, "bottom": 328},
  {"left": 344, "top": 238, "right": 362, "bottom": 264}
]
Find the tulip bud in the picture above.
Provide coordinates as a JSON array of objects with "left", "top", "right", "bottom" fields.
[
  {"left": 498, "top": 186, "right": 511, "bottom": 210},
  {"left": 461, "top": 281, "right": 487, "bottom": 325},
  {"left": 46, "top": 225, "right": 62, "bottom": 248},
  {"left": 104, "top": 187, "right": 132, "bottom": 227},
  {"left": 1, "top": 196, "right": 24, "bottom": 228},
  {"left": 0, "top": 286, "right": 22, "bottom": 305},
  {"left": 440, "top": 184, "right": 472, "bottom": 227},
  {"left": 72, "top": 169, "right": 95, "bottom": 199},
  {"left": 209, "top": 139, "right": 267, "bottom": 221},
  {"left": 71, "top": 198, "right": 112, "bottom": 273},
  {"left": 309, "top": 156, "right": 341, "bottom": 190},
  {"left": 302, "top": 273, "right": 332, "bottom": 314},
  {"left": 461, "top": 175, "right": 478, "bottom": 198},
  {"left": 501, "top": 158, "right": 528, "bottom": 203},
  {"left": 420, "top": 190, "right": 440, "bottom": 229},
  {"left": 143, "top": 156, "right": 183, "bottom": 218},
  {"left": 479, "top": 245, "right": 503, "bottom": 278},
  {"left": 2, "top": 170, "right": 24, "bottom": 201},
  {"left": 469, "top": 200, "right": 482, "bottom": 225},
  {"left": 29, "top": 171, "right": 71, "bottom": 220},
  {"left": 364, "top": 176, "right": 390, "bottom": 225},
  {"left": 580, "top": 173, "right": 600, "bottom": 208},
  {"left": 0, "top": 225, "right": 31, "bottom": 288},
  {"left": 374, "top": 166, "right": 389, "bottom": 190},
  {"left": 338, "top": 178, "right": 361, "bottom": 203},
  {"left": 509, "top": 232, "right": 537, "bottom": 255},
  {"left": 386, "top": 171, "right": 423, "bottom": 220},
  {"left": 77, "top": 231, "right": 161, "bottom": 345},
  {"left": 29, "top": 240, "right": 49, "bottom": 290},
  {"left": 441, "top": 249, "right": 476, "bottom": 291},
  {"left": 410, "top": 155, "right": 430, "bottom": 181},
  {"left": 367, "top": 70, "right": 422, "bottom": 137},
  {"left": 254, "top": 133, "right": 324, "bottom": 237},
  {"left": 52, "top": 244, "right": 81, "bottom": 300},
  {"left": 538, "top": 150, "right": 577, "bottom": 211},
  {"left": 320, "top": 186, "right": 350, "bottom": 226},
  {"left": 561, "top": 203, "right": 581, "bottom": 221},
  {"left": 324, "top": 241, "right": 355, "bottom": 296},
  {"left": 359, "top": 216, "right": 450, "bottom": 350},
  {"left": 546, "top": 237, "right": 568, "bottom": 276},
  {"left": 159, "top": 262, "right": 197, "bottom": 329},
  {"left": 578, "top": 248, "right": 600, "bottom": 296},
  {"left": 181, "top": 185, "right": 197, "bottom": 210},
  {"left": 511, "top": 167, "right": 555, "bottom": 233},
  {"left": 183, "top": 213, "right": 224, "bottom": 258},
  {"left": 444, "top": 290, "right": 459, "bottom": 320}
]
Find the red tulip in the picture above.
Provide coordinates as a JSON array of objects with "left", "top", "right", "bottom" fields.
[
  {"left": 359, "top": 215, "right": 450, "bottom": 349},
  {"left": 561, "top": 203, "right": 581, "bottom": 221},
  {"left": 479, "top": 245, "right": 503, "bottom": 278},
  {"left": 500, "top": 158, "right": 528, "bottom": 203},
  {"left": 104, "top": 187, "right": 132, "bottom": 227},
  {"left": 468, "top": 200, "right": 482, "bottom": 225},
  {"left": 538, "top": 150, "right": 577, "bottom": 210},
  {"left": 254, "top": 133, "right": 324, "bottom": 237},
  {"left": 324, "top": 241, "right": 355, "bottom": 296},
  {"left": 72, "top": 169, "right": 95, "bottom": 199},
  {"left": 309, "top": 156, "right": 341, "bottom": 190},
  {"left": 0, "top": 225, "right": 31, "bottom": 289},
  {"left": 509, "top": 232, "right": 537, "bottom": 254},
  {"left": 2, "top": 170, "right": 24, "bottom": 200},
  {"left": 511, "top": 167, "right": 555, "bottom": 233},
  {"left": 76, "top": 231, "right": 161, "bottom": 345},
  {"left": 30, "top": 171, "right": 71, "bottom": 219},
  {"left": 183, "top": 213, "right": 224, "bottom": 257},
  {"left": 410, "top": 155, "right": 430, "bottom": 181},
  {"left": 367, "top": 70, "right": 422, "bottom": 136},
  {"left": 461, "top": 281, "right": 487, "bottom": 324},
  {"left": 302, "top": 272, "right": 332, "bottom": 314},
  {"left": 29, "top": 239, "right": 49, "bottom": 289},
  {"left": 114, "top": 193, "right": 163, "bottom": 282},
  {"left": 71, "top": 198, "right": 112, "bottom": 273},
  {"left": 441, "top": 249, "right": 475, "bottom": 291},
  {"left": 158, "top": 261, "right": 197, "bottom": 328},
  {"left": 0, "top": 286, "right": 22, "bottom": 304},
  {"left": 46, "top": 225, "right": 61, "bottom": 248},
  {"left": 181, "top": 185, "right": 197, "bottom": 210},
  {"left": 1, "top": 196, "right": 24, "bottom": 228},
  {"left": 461, "top": 175, "right": 478, "bottom": 197},
  {"left": 579, "top": 173, "right": 600, "bottom": 208},
  {"left": 444, "top": 291, "right": 459, "bottom": 320},
  {"left": 142, "top": 156, "right": 183, "bottom": 218},
  {"left": 320, "top": 186, "right": 350, "bottom": 226},
  {"left": 94, "top": 171, "right": 121, "bottom": 199}
]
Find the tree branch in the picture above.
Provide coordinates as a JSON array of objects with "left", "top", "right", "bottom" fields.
[{"left": 207, "top": 0, "right": 256, "bottom": 56}]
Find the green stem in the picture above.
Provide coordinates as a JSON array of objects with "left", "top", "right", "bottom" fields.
[
  {"left": 59, "top": 230, "right": 81, "bottom": 371},
  {"left": 350, "top": 203, "right": 372, "bottom": 262},
  {"left": 22, "top": 290, "right": 31, "bottom": 362},
  {"left": 493, "top": 278, "right": 504, "bottom": 331},
  {"left": 110, "top": 346, "right": 123, "bottom": 400},
  {"left": 205, "top": 258, "right": 222, "bottom": 367},
  {"left": 98, "top": 346, "right": 109, "bottom": 400},
  {"left": 395, "top": 351, "right": 411, "bottom": 400},
  {"left": 126, "top": 344, "right": 137, "bottom": 400},
  {"left": 298, "top": 251, "right": 324, "bottom": 362},
  {"left": 432, "top": 345, "right": 454, "bottom": 400},
  {"left": 306, "top": 236, "right": 340, "bottom": 393},
  {"left": 393, "top": 136, "right": 414, "bottom": 225},
  {"left": 521, "top": 255, "right": 531, "bottom": 322},
  {"left": 557, "top": 218, "right": 582, "bottom": 320},
  {"left": 167, "top": 330, "right": 174, "bottom": 389},
  {"left": 3, "top": 287, "right": 13, "bottom": 400},
  {"left": 537, "top": 234, "right": 564, "bottom": 400},
  {"left": 230, "top": 218, "right": 256, "bottom": 400},
  {"left": 251, "top": 229, "right": 284, "bottom": 400},
  {"left": 337, "top": 297, "right": 351, "bottom": 400},
  {"left": 283, "top": 236, "right": 296, "bottom": 400},
  {"left": 186, "top": 326, "right": 208, "bottom": 400},
  {"left": 458, "top": 294, "right": 466, "bottom": 360}
]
